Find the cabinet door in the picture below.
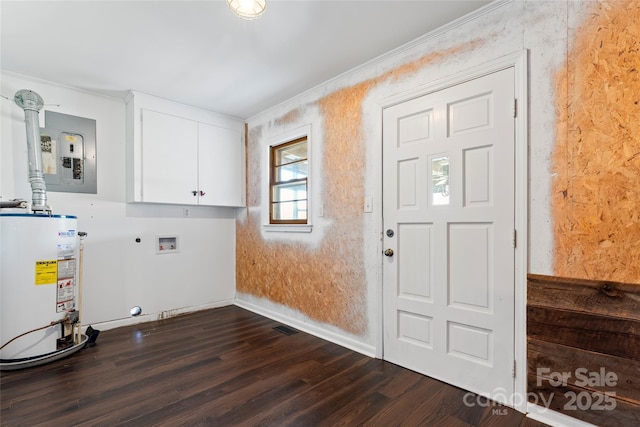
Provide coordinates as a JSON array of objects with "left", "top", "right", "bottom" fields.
[
  {"left": 198, "top": 123, "right": 244, "bottom": 207},
  {"left": 142, "top": 109, "right": 198, "bottom": 204}
]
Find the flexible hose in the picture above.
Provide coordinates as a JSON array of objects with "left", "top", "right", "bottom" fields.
[{"left": 0, "top": 317, "right": 67, "bottom": 350}]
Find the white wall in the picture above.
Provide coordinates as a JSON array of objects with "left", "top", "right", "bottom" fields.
[{"left": 1, "top": 71, "right": 237, "bottom": 328}]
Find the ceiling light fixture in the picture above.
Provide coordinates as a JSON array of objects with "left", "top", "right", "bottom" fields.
[{"left": 227, "top": 0, "right": 266, "bottom": 20}]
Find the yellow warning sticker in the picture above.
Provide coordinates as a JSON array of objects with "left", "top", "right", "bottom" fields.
[{"left": 35, "top": 260, "right": 58, "bottom": 285}]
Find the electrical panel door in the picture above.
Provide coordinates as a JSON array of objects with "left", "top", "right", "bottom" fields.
[{"left": 40, "top": 111, "right": 97, "bottom": 194}]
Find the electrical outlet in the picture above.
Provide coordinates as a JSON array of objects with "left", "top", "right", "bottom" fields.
[{"left": 183, "top": 208, "right": 190, "bottom": 217}]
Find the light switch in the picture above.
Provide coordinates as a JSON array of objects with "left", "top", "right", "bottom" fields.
[{"left": 364, "top": 196, "right": 373, "bottom": 213}]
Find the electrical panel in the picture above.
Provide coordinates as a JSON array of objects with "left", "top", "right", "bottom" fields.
[{"left": 40, "top": 111, "right": 97, "bottom": 194}]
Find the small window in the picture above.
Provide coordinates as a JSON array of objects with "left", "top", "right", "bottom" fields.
[{"left": 270, "top": 136, "right": 308, "bottom": 224}]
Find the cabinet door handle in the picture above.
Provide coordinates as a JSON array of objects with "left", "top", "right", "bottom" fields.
[
  {"left": 192, "top": 191, "right": 198, "bottom": 196},
  {"left": 200, "top": 191, "right": 206, "bottom": 197}
]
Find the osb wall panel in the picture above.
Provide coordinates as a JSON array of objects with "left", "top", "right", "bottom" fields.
[
  {"left": 237, "top": 42, "right": 483, "bottom": 335},
  {"left": 553, "top": 1, "right": 640, "bottom": 283}
]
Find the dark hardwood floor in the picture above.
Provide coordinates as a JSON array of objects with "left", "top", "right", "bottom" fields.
[{"left": 1, "top": 306, "right": 547, "bottom": 426}]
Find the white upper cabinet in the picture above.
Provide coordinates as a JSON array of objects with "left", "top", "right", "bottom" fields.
[
  {"left": 141, "top": 109, "right": 199, "bottom": 205},
  {"left": 198, "top": 123, "right": 244, "bottom": 207},
  {"left": 126, "top": 91, "right": 245, "bottom": 207}
]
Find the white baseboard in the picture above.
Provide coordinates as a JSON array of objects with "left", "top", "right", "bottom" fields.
[
  {"left": 86, "top": 299, "right": 234, "bottom": 332},
  {"left": 527, "top": 403, "right": 599, "bottom": 427},
  {"left": 234, "top": 298, "right": 376, "bottom": 358}
]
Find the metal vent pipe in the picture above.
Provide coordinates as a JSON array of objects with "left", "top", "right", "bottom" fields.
[{"left": 14, "top": 89, "right": 50, "bottom": 213}]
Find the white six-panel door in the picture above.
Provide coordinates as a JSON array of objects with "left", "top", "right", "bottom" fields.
[{"left": 382, "top": 67, "right": 516, "bottom": 403}]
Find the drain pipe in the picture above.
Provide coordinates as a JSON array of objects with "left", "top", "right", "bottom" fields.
[{"left": 14, "top": 89, "right": 50, "bottom": 213}]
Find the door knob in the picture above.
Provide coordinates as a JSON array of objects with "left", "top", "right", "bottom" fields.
[{"left": 384, "top": 248, "right": 394, "bottom": 257}]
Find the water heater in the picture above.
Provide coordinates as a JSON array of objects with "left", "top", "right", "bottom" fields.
[
  {"left": 0, "top": 214, "right": 79, "bottom": 360},
  {"left": 0, "top": 89, "right": 94, "bottom": 370}
]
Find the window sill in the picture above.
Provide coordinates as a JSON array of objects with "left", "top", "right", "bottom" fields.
[{"left": 263, "top": 224, "right": 313, "bottom": 233}]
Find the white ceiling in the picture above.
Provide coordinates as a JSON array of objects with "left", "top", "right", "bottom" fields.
[{"left": 1, "top": 0, "right": 492, "bottom": 119}]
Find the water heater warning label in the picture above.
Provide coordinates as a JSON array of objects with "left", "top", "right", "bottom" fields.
[
  {"left": 35, "top": 260, "right": 58, "bottom": 285},
  {"left": 57, "top": 258, "right": 76, "bottom": 278},
  {"left": 57, "top": 278, "right": 75, "bottom": 312},
  {"left": 56, "top": 259, "right": 76, "bottom": 312}
]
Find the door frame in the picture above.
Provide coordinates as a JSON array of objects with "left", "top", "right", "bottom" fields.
[{"left": 373, "top": 50, "right": 528, "bottom": 413}]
